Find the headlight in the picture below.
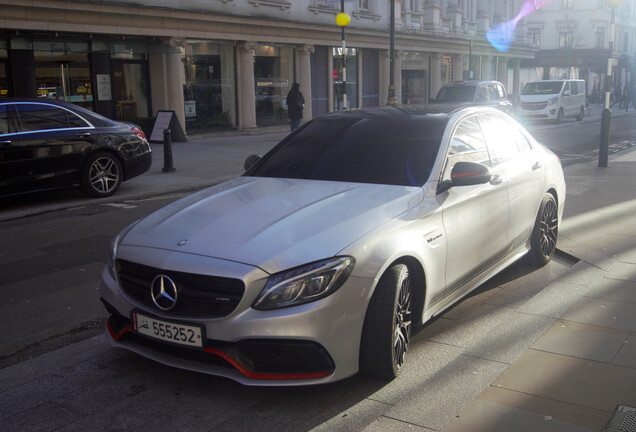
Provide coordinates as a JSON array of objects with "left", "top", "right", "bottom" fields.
[
  {"left": 252, "top": 257, "right": 355, "bottom": 310},
  {"left": 547, "top": 96, "right": 559, "bottom": 106},
  {"left": 107, "top": 221, "right": 139, "bottom": 279}
]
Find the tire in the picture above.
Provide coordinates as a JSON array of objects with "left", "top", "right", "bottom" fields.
[
  {"left": 360, "top": 263, "right": 412, "bottom": 380},
  {"left": 81, "top": 152, "right": 123, "bottom": 197},
  {"left": 554, "top": 108, "right": 564, "bottom": 124},
  {"left": 576, "top": 107, "right": 584, "bottom": 121},
  {"left": 528, "top": 193, "right": 558, "bottom": 267}
]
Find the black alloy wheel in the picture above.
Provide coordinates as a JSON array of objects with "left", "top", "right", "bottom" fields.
[
  {"left": 528, "top": 193, "right": 558, "bottom": 266},
  {"left": 360, "top": 263, "right": 412, "bottom": 379},
  {"left": 82, "top": 151, "right": 123, "bottom": 197}
]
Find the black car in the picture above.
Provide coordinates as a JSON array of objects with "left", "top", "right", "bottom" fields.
[
  {"left": 433, "top": 80, "right": 513, "bottom": 114},
  {"left": 0, "top": 99, "right": 152, "bottom": 198}
]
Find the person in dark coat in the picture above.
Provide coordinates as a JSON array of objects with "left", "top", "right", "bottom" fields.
[{"left": 286, "top": 83, "right": 305, "bottom": 131}]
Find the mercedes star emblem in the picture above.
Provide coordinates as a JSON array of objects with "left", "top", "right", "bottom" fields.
[{"left": 150, "top": 274, "right": 178, "bottom": 311}]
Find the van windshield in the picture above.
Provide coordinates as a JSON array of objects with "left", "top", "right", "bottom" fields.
[{"left": 521, "top": 82, "right": 563, "bottom": 95}]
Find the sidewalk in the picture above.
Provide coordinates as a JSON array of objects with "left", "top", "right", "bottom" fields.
[{"left": 1, "top": 110, "right": 635, "bottom": 431}]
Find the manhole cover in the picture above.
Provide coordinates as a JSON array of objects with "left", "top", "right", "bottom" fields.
[{"left": 605, "top": 406, "right": 636, "bottom": 432}]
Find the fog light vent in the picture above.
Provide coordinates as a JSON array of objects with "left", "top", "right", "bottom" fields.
[{"left": 605, "top": 406, "right": 636, "bottom": 432}]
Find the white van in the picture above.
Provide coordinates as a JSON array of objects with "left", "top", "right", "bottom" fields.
[{"left": 517, "top": 79, "right": 586, "bottom": 123}]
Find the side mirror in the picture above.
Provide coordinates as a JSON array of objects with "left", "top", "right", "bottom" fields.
[
  {"left": 244, "top": 154, "right": 262, "bottom": 171},
  {"left": 450, "top": 161, "right": 492, "bottom": 186}
]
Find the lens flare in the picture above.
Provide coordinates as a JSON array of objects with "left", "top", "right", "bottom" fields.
[{"left": 487, "top": 0, "right": 553, "bottom": 52}]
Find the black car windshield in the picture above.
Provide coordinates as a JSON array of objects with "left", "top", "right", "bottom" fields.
[
  {"left": 435, "top": 86, "right": 477, "bottom": 103},
  {"left": 521, "top": 82, "right": 563, "bottom": 95},
  {"left": 245, "top": 114, "right": 445, "bottom": 187}
]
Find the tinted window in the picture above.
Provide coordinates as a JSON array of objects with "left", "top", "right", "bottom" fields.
[
  {"left": 247, "top": 115, "right": 446, "bottom": 187},
  {"left": 0, "top": 105, "right": 6, "bottom": 134},
  {"left": 442, "top": 116, "right": 490, "bottom": 182},
  {"left": 16, "top": 104, "right": 69, "bottom": 132},
  {"left": 436, "top": 86, "right": 477, "bottom": 103},
  {"left": 67, "top": 111, "right": 90, "bottom": 128}
]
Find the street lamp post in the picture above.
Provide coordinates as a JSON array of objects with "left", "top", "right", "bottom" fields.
[
  {"left": 599, "top": 0, "right": 622, "bottom": 167},
  {"left": 387, "top": 0, "right": 397, "bottom": 105},
  {"left": 336, "top": 1, "right": 350, "bottom": 110}
]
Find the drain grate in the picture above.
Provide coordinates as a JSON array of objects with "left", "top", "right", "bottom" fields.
[{"left": 605, "top": 406, "right": 636, "bottom": 432}]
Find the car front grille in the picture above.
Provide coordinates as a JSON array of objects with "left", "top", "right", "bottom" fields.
[
  {"left": 520, "top": 102, "right": 548, "bottom": 111},
  {"left": 117, "top": 260, "right": 245, "bottom": 318}
]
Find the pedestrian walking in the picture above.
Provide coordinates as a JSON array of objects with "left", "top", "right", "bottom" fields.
[{"left": 286, "top": 82, "right": 305, "bottom": 132}]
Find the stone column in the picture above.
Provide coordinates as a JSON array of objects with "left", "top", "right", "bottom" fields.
[
  {"left": 394, "top": 50, "right": 405, "bottom": 105},
  {"left": 453, "top": 54, "right": 465, "bottom": 81},
  {"left": 430, "top": 53, "right": 442, "bottom": 101},
  {"left": 236, "top": 42, "right": 257, "bottom": 130},
  {"left": 423, "top": 0, "right": 441, "bottom": 31},
  {"left": 380, "top": 49, "right": 390, "bottom": 106},
  {"left": 164, "top": 38, "right": 186, "bottom": 132},
  {"left": 446, "top": 2, "right": 463, "bottom": 31},
  {"left": 497, "top": 56, "right": 508, "bottom": 87},
  {"left": 476, "top": 0, "right": 490, "bottom": 34},
  {"left": 512, "top": 58, "right": 521, "bottom": 101},
  {"left": 296, "top": 44, "right": 314, "bottom": 121},
  {"left": 481, "top": 55, "right": 492, "bottom": 80}
]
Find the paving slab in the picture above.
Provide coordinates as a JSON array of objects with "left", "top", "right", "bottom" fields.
[
  {"left": 561, "top": 296, "right": 636, "bottom": 331},
  {"left": 492, "top": 349, "right": 636, "bottom": 413},
  {"left": 532, "top": 320, "right": 629, "bottom": 362}
]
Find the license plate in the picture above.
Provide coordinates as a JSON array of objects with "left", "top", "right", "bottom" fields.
[{"left": 132, "top": 312, "right": 203, "bottom": 348}]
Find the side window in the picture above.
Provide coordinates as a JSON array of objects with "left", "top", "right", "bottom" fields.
[
  {"left": 15, "top": 104, "right": 69, "bottom": 132},
  {"left": 442, "top": 116, "right": 490, "bottom": 182},
  {"left": 475, "top": 86, "right": 488, "bottom": 102},
  {"left": 496, "top": 84, "right": 506, "bottom": 100},
  {"left": 563, "top": 82, "right": 570, "bottom": 95},
  {"left": 479, "top": 113, "right": 520, "bottom": 163},
  {"left": 66, "top": 111, "right": 90, "bottom": 128},
  {"left": 0, "top": 105, "right": 7, "bottom": 134},
  {"left": 508, "top": 119, "right": 533, "bottom": 153},
  {"left": 487, "top": 84, "right": 500, "bottom": 101},
  {"left": 570, "top": 81, "right": 578, "bottom": 95}
]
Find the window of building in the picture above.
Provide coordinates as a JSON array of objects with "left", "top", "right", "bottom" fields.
[
  {"left": 561, "top": 0, "right": 573, "bottom": 9},
  {"left": 623, "top": 32, "right": 629, "bottom": 52},
  {"left": 359, "top": 0, "right": 369, "bottom": 10},
  {"left": 528, "top": 29, "right": 541, "bottom": 48},
  {"left": 559, "top": 32, "right": 573, "bottom": 48},
  {"left": 0, "top": 41, "right": 7, "bottom": 98},
  {"left": 595, "top": 28, "right": 605, "bottom": 48},
  {"left": 332, "top": 47, "right": 358, "bottom": 111},
  {"left": 254, "top": 43, "right": 294, "bottom": 127}
]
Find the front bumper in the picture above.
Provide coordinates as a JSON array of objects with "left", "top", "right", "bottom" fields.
[{"left": 99, "top": 252, "right": 372, "bottom": 386}]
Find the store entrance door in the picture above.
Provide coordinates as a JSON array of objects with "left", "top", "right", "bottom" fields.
[{"left": 111, "top": 61, "right": 149, "bottom": 122}]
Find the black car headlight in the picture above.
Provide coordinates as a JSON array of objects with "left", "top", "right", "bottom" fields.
[
  {"left": 107, "top": 221, "right": 139, "bottom": 280},
  {"left": 252, "top": 257, "right": 355, "bottom": 310}
]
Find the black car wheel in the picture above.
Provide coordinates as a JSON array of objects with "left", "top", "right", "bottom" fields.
[
  {"left": 577, "top": 107, "right": 584, "bottom": 121},
  {"left": 554, "top": 108, "right": 564, "bottom": 124},
  {"left": 360, "top": 263, "right": 412, "bottom": 379},
  {"left": 82, "top": 152, "right": 123, "bottom": 197},
  {"left": 528, "top": 193, "right": 558, "bottom": 266}
]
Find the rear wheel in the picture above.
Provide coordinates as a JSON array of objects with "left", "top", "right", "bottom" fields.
[
  {"left": 528, "top": 193, "right": 558, "bottom": 267},
  {"left": 81, "top": 152, "right": 123, "bottom": 197},
  {"left": 360, "top": 263, "right": 412, "bottom": 379}
]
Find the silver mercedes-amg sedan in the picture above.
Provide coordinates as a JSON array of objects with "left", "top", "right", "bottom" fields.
[{"left": 100, "top": 105, "right": 565, "bottom": 386}]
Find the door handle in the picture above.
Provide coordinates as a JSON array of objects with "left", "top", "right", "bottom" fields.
[
  {"left": 77, "top": 132, "right": 91, "bottom": 138},
  {"left": 0, "top": 140, "right": 11, "bottom": 146},
  {"left": 532, "top": 161, "right": 542, "bottom": 171},
  {"left": 489, "top": 175, "right": 503, "bottom": 186}
]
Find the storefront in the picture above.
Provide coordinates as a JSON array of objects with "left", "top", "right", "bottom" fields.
[
  {"left": 253, "top": 43, "right": 294, "bottom": 127},
  {"left": 332, "top": 47, "right": 357, "bottom": 111}
]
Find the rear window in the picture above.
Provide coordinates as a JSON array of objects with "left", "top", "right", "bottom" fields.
[
  {"left": 435, "top": 85, "right": 477, "bottom": 103},
  {"left": 246, "top": 115, "right": 446, "bottom": 187}
]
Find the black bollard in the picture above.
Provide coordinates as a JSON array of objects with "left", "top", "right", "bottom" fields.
[{"left": 162, "top": 128, "right": 176, "bottom": 173}]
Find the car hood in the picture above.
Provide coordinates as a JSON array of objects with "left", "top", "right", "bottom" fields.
[{"left": 121, "top": 176, "right": 423, "bottom": 274}]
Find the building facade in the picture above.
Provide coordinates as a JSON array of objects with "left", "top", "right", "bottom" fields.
[
  {"left": 521, "top": 0, "right": 636, "bottom": 105},
  {"left": 0, "top": 1, "right": 562, "bottom": 134}
]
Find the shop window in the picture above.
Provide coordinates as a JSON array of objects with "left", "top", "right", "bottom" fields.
[
  {"left": 254, "top": 44, "right": 294, "bottom": 127},
  {"left": 332, "top": 47, "right": 357, "bottom": 111}
]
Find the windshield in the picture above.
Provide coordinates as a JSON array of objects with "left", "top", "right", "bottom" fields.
[
  {"left": 435, "top": 86, "right": 477, "bottom": 103},
  {"left": 245, "top": 114, "right": 446, "bottom": 187},
  {"left": 521, "top": 82, "right": 564, "bottom": 95}
]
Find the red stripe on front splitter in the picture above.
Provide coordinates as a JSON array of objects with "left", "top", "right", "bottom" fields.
[
  {"left": 203, "top": 347, "right": 331, "bottom": 381},
  {"left": 107, "top": 320, "right": 330, "bottom": 381}
]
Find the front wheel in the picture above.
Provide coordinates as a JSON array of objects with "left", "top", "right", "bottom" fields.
[
  {"left": 576, "top": 107, "right": 585, "bottom": 121},
  {"left": 554, "top": 108, "right": 564, "bottom": 124},
  {"left": 81, "top": 152, "right": 123, "bottom": 197},
  {"left": 528, "top": 193, "right": 558, "bottom": 267},
  {"left": 360, "top": 263, "right": 412, "bottom": 380}
]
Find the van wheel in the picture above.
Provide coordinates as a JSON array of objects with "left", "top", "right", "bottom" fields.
[
  {"left": 554, "top": 108, "right": 564, "bottom": 124},
  {"left": 576, "top": 107, "right": 584, "bottom": 121}
]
